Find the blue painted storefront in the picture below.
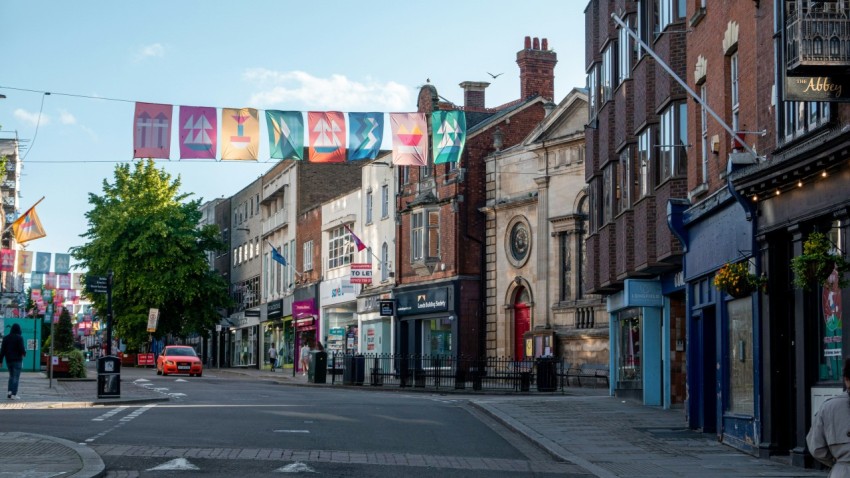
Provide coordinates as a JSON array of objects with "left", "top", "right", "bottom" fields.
[{"left": 673, "top": 189, "right": 761, "bottom": 454}]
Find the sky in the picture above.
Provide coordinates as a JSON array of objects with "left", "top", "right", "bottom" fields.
[{"left": 0, "top": 1, "right": 587, "bottom": 268}]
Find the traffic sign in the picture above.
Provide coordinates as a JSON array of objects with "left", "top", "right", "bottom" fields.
[{"left": 86, "top": 275, "right": 109, "bottom": 294}]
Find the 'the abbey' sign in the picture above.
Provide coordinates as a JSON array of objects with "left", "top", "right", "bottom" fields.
[{"left": 785, "top": 75, "right": 850, "bottom": 102}]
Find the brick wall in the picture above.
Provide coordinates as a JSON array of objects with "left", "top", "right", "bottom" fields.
[
  {"left": 295, "top": 205, "right": 322, "bottom": 285},
  {"left": 517, "top": 36, "right": 557, "bottom": 101}
]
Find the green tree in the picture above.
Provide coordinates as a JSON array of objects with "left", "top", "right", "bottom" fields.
[
  {"left": 54, "top": 307, "right": 75, "bottom": 352},
  {"left": 71, "top": 159, "right": 231, "bottom": 350}
]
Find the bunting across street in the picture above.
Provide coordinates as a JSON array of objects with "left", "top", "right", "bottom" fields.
[{"left": 130, "top": 101, "right": 468, "bottom": 164}]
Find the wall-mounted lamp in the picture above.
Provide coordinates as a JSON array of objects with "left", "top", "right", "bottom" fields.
[{"left": 492, "top": 127, "right": 504, "bottom": 151}]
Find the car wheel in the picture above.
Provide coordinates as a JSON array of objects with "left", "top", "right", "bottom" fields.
[{"left": 197, "top": 372, "right": 202, "bottom": 377}]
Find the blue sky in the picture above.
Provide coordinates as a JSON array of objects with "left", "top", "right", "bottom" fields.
[{"left": 1, "top": 1, "right": 587, "bottom": 266}]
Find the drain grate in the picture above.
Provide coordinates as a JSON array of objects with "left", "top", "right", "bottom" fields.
[{"left": 0, "top": 442, "right": 76, "bottom": 457}]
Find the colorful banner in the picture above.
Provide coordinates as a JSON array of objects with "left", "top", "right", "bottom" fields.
[
  {"left": 266, "top": 111, "right": 304, "bottom": 160},
  {"left": 31, "top": 273, "right": 43, "bottom": 289},
  {"left": 54, "top": 253, "right": 71, "bottom": 274},
  {"left": 133, "top": 102, "right": 172, "bottom": 159},
  {"left": 16, "top": 250, "right": 33, "bottom": 273},
  {"left": 34, "top": 252, "right": 51, "bottom": 274},
  {"left": 58, "top": 274, "right": 72, "bottom": 290},
  {"left": 45, "top": 273, "right": 57, "bottom": 290},
  {"left": 73, "top": 273, "right": 85, "bottom": 290},
  {"left": 221, "top": 108, "right": 259, "bottom": 160},
  {"left": 390, "top": 113, "right": 428, "bottom": 166},
  {"left": 432, "top": 111, "right": 466, "bottom": 164},
  {"left": 0, "top": 249, "right": 14, "bottom": 272},
  {"left": 179, "top": 106, "right": 217, "bottom": 159},
  {"left": 348, "top": 112, "right": 384, "bottom": 161},
  {"left": 308, "top": 111, "right": 346, "bottom": 163}
]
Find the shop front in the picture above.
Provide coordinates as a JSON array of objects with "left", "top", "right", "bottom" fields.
[
  {"left": 229, "top": 309, "right": 260, "bottom": 368},
  {"left": 320, "top": 276, "right": 360, "bottom": 355},
  {"left": 607, "top": 279, "right": 663, "bottom": 406},
  {"left": 262, "top": 297, "right": 294, "bottom": 370},
  {"left": 293, "top": 297, "right": 318, "bottom": 374},
  {"left": 357, "top": 289, "right": 394, "bottom": 355},
  {"left": 394, "top": 283, "right": 457, "bottom": 357}
]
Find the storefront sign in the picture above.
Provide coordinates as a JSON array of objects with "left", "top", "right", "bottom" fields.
[
  {"left": 267, "top": 299, "right": 283, "bottom": 320},
  {"left": 396, "top": 287, "right": 449, "bottom": 316},
  {"left": 293, "top": 299, "right": 317, "bottom": 319},
  {"left": 785, "top": 75, "right": 850, "bottom": 102},
  {"left": 245, "top": 309, "right": 261, "bottom": 318},
  {"left": 294, "top": 317, "right": 315, "bottom": 328},
  {"left": 379, "top": 300, "right": 395, "bottom": 317},
  {"left": 321, "top": 277, "right": 357, "bottom": 304},
  {"left": 624, "top": 280, "right": 663, "bottom": 307},
  {"left": 350, "top": 263, "right": 373, "bottom": 284}
]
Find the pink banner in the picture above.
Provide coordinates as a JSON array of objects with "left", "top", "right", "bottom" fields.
[
  {"left": 133, "top": 102, "right": 173, "bottom": 159},
  {"left": 45, "top": 273, "right": 57, "bottom": 290},
  {"left": 179, "top": 106, "right": 217, "bottom": 159},
  {"left": 0, "top": 249, "right": 14, "bottom": 272},
  {"left": 308, "top": 112, "right": 346, "bottom": 163},
  {"left": 390, "top": 113, "right": 428, "bottom": 166}
]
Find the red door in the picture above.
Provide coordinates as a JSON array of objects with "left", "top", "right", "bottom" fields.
[{"left": 514, "top": 304, "right": 530, "bottom": 359}]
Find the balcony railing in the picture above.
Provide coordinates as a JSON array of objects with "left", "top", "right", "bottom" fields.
[
  {"left": 262, "top": 209, "right": 288, "bottom": 236},
  {"left": 786, "top": 5, "right": 850, "bottom": 70}
]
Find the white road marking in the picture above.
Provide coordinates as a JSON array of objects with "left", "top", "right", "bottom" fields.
[
  {"left": 175, "top": 378, "right": 188, "bottom": 382},
  {"left": 168, "top": 393, "right": 187, "bottom": 398},
  {"left": 86, "top": 405, "right": 157, "bottom": 443},
  {"left": 273, "top": 430, "right": 310, "bottom": 433},
  {"left": 147, "top": 458, "right": 200, "bottom": 471},
  {"left": 276, "top": 462, "right": 315, "bottom": 473},
  {"left": 133, "top": 378, "right": 150, "bottom": 383},
  {"left": 92, "top": 406, "right": 128, "bottom": 421}
]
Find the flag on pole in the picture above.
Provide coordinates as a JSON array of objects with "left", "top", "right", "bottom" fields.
[
  {"left": 343, "top": 224, "right": 366, "bottom": 252},
  {"left": 269, "top": 242, "right": 288, "bottom": 267},
  {"left": 11, "top": 201, "right": 47, "bottom": 244}
]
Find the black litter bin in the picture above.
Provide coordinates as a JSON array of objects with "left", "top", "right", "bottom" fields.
[
  {"left": 310, "top": 351, "right": 327, "bottom": 384},
  {"left": 343, "top": 354, "right": 365, "bottom": 385},
  {"left": 536, "top": 357, "right": 557, "bottom": 392},
  {"left": 97, "top": 355, "right": 121, "bottom": 398}
]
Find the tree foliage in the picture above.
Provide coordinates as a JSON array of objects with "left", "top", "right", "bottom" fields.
[
  {"left": 54, "top": 307, "right": 75, "bottom": 352},
  {"left": 71, "top": 160, "right": 231, "bottom": 350}
]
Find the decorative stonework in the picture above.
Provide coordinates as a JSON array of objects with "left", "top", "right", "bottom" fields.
[
  {"left": 505, "top": 215, "right": 532, "bottom": 268},
  {"left": 694, "top": 55, "right": 707, "bottom": 85},
  {"left": 723, "top": 21, "right": 739, "bottom": 55}
]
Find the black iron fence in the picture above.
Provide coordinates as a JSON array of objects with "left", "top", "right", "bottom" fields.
[{"left": 323, "top": 353, "right": 602, "bottom": 392}]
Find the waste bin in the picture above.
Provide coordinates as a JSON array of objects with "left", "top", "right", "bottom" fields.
[
  {"left": 97, "top": 355, "right": 121, "bottom": 398},
  {"left": 536, "top": 357, "right": 557, "bottom": 392},
  {"left": 310, "top": 351, "right": 327, "bottom": 384},
  {"left": 343, "top": 354, "right": 365, "bottom": 385},
  {"left": 519, "top": 371, "right": 532, "bottom": 392}
]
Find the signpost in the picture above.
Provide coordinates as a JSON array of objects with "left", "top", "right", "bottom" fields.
[{"left": 147, "top": 308, "right": 159, "bottom": 333}]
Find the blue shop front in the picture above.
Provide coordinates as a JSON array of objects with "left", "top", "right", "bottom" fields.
[{"left": 674, "top": 188, "right": 760, "bottom": 455}]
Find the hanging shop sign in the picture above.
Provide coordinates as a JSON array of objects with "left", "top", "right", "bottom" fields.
[{"left": 785, "top": 75, "right": 850, "bottom": 102}]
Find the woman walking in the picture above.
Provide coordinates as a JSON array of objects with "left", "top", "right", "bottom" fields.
[{"left": 0, "top": 323, "right": 27, "bottom": 400}]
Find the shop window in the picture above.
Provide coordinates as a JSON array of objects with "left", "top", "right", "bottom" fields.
[
  {"left": 617, "top": 311, "right": 642, "bottom": 389},
  {"left": 818, "top": 221, "right": 844, "bottom": 381},
  {"left": 423, "top": 319, "right": 452, "bottom": 358}
]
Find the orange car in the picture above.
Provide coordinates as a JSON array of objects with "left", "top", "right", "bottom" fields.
[{"left": 156, "top": 346, "right": 203, "bottom": 377}]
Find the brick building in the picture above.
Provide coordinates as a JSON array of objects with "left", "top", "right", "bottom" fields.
[
  {"left": 584, "top": 0, "right": 688, "bottom": 408},
  {"left": 395, "top": 37, "right": 556, "bottom": 358}
]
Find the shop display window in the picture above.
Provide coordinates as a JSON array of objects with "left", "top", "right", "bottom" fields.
[
  {"left": 727, "top": 297, "right": 754, "bottom": 415},
  {"left": 423, "top": 319, "right": 452, "bottom": 358},
  {"left": 617, "top": 310, "right": 642, "bottom": 388}
]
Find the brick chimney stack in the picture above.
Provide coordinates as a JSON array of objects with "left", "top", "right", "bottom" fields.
[
  {"left": 517, "top": 36, "right": 557, "bottom": 101},
  {"left": 459, "top": 81, "right": 490, "bottom": 110}
]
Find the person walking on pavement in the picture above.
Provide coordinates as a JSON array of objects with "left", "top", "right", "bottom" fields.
[
  {"left": 300, "top": 342, "right": 311, "bottom": 376},
  {"left": 268, "top": 344, "right": 278, "bottom": 372},
  {"left": 0, "top": 323, "right": 27, "bottom": 400},
  {"left": 808, "top": 356, "right": 850, "bottom": 476}
]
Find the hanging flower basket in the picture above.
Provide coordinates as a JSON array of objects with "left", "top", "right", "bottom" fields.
[
  {"left": 791, "top": 232, "right": 850, "bottom": 290},
  {"left": 714, "top": 261, "right": 766, "bottom": 299}
]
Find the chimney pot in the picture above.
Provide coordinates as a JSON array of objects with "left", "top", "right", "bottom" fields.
[
  {"left": 533, "top": 37, "right": 540, "bottom": 50},
  {"left": 542, "top": 38, "right": 548, "bottom": 50},
  {"left": 524, "top": 36, "right": 531, "bottom": 49}
]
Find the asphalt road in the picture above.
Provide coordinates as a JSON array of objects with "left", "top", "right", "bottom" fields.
[{"left": 0, "top": 367, "right": 588, "bottom": 477}]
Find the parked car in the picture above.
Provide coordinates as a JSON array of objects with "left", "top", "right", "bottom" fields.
[{"left": 156, "top": 346, "right": 203, "bottom": 377}]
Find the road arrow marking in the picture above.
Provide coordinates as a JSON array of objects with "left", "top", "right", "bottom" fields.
[
  {"left": 147, "top": 458, "right": 200, "bottom": 471},
  {"left": 134, "top": 378, "right": 150, "bottom": 383},
  {"left": 275, "top": 462, "right": 315, "bottom": 473},
  {"left": 175, "top": 378, "right": 188, "bottom": 382}
]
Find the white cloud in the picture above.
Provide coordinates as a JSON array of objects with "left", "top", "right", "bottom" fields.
[
  {"left": 244, "top": 68, "right": 411, "bottom": 111},
  {"left": 59, "top": 109, "right": 77, "bottom": 125},
  {"left": 14, "top": 108, "right": 49, "bottom": 126},
  {"left": 136, "top": 43, "right": 165, "bottom": 60}
]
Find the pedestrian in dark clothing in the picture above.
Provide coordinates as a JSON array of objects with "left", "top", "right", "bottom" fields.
[{"left": 0, "top": 323, "right": 26, "bottom": 400}]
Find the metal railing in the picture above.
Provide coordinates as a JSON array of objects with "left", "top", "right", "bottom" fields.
[{"left": 324, "top": 353, "right": 600, "bottom": 392}]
